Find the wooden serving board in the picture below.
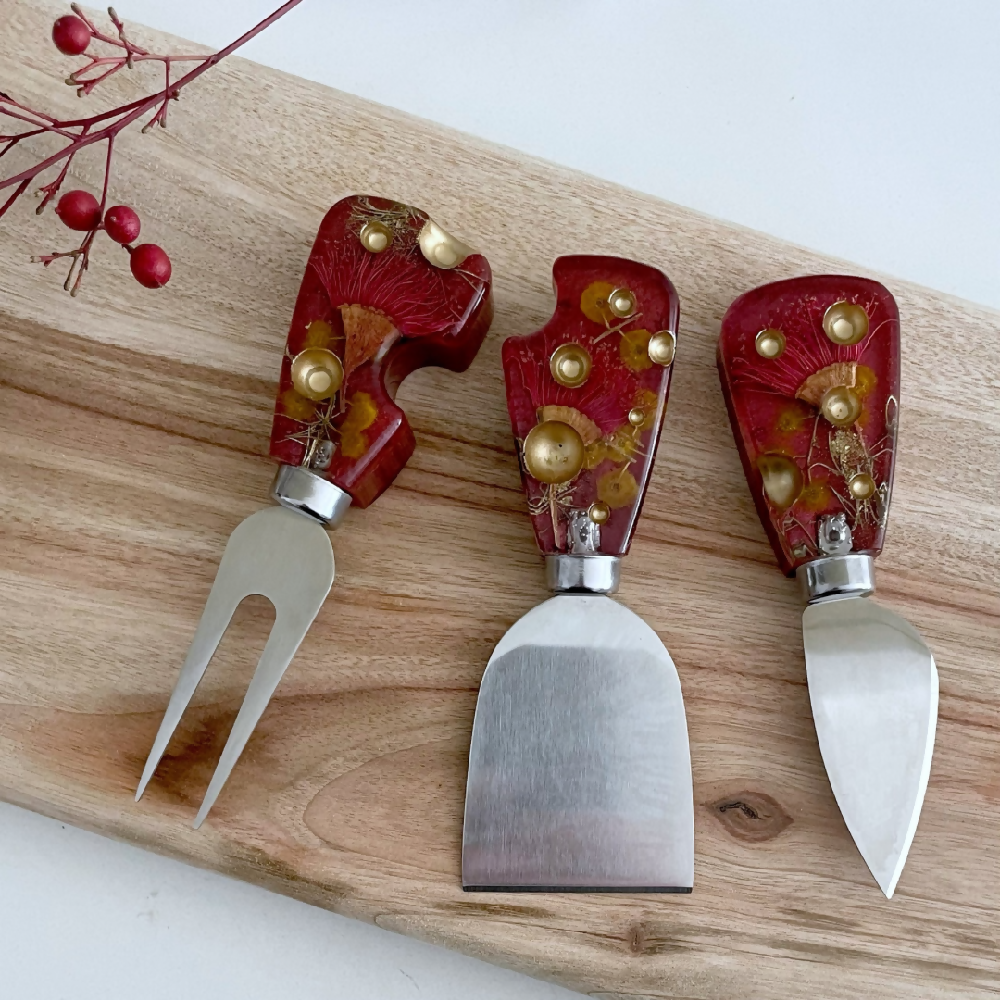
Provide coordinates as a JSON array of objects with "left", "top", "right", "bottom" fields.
[{"left": 2, "top": 3, "right": 998, "bottom": 996}]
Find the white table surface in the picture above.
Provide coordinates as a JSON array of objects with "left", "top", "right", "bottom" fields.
[{"left": 2, "top": 3, "right": 998, "bottom": 998}]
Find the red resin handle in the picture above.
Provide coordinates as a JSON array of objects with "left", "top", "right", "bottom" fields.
[
  {"left": 269, "top": 195, "right": 493, "bottom": 508},
  {"left": 502, "top": 255, "right": 679, "bottom": 557},
  {"left": 718, "top": 275, "right": 900, "bottom": 576}
]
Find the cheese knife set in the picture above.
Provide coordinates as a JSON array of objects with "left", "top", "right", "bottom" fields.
[{"left": 134, "top": 194, "right": 938, "bottom": 900}]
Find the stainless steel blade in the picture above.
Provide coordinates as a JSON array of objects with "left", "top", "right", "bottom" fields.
[
  {"left": 803, "top": 596, "right": 938, "bottom": 898},
  {"left": 463, "top": 594, "right": 693, "bottom": 892},
  {"left": 136, "top": 504, "right": 334, "bottom": 826}
]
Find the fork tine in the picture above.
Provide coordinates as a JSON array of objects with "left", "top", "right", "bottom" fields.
[
  {"left": 137, "top": 506, "right": 333, "bottom": 820},
  {"left": 135, "top": 570, "right": 247, "bottom": 801},
  {"left": 193, "top": 604, "right": 324, "bottom": 828}
]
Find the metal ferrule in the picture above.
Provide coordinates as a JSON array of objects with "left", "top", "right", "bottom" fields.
[
  {"left": 798, "top": 553, "right": 875, "bottom": 604},
  {"left": 545, "top": 555, "right": 620, "bottom": 595},
  {"left": 270, "top": 464, "right": 352, "bottom": 527}
]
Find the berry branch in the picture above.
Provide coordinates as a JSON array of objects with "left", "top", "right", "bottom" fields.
[{"left": 1, "top": 1, "right": 304, "bottom": 295}]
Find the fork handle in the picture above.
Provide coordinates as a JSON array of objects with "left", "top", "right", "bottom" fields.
[{"left": 269, "top": 195, "right": 493, "bottom": 508}]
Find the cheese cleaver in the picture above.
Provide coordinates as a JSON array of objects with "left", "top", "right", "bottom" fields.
[
  {"left": 718, "top": 275, "right": 938, "bottom": 897},
  {"left": 463, "top": 256, "right": 693, "bottom": 892}
]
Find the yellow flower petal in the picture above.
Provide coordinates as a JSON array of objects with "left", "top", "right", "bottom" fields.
[
  {"left": 279, "top": 388, "right": 316, "bottom": 421},
  {"left": 798, "top": 479, "right": 832, "bottom": 511},
  {"left": 580, "top": 281, "right": 616, "bottom": 323},
  {"left": 341, "top": 392, "right": 378, "bottom": 434},
  {"left": 620, "top": 328, "right": 653, "bottom": 371},
  {"left": 776, "top": 403, "right": 811, "bottom": 433},
  {"left": 583, "top": 441, "right": 608, "bottom": 470},
  {"left": 606, "top": 426, "right": 640, "bottom": 461},
  {"left": 597, "top": 467, "right": 639, "bottom": 508},
  {"left": 854, "top": 365, "right": 878, "bottom": 398},
  {"left": 340, "top": 430, "right": 367, "bottom": 458},
  {"left": 303, "top": 319, "right": 334, "bottom": 349}
]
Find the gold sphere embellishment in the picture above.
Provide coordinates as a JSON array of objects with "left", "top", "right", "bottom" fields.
[
  {"left": 359, "top": 221, "right": 393, "bottom": 253},
  {"left": 417, "top": 218, "right": 472, "bottom": 270},
  {"left": 588, "top": 501, "right": 611, "bottom": 524},
  {"left": 848, "top": 472, "right": 877, "bottom": 500},
  {"left": 549, "top": 343, "right": 592, "bottom": 388},
  {"left": 522, "top": 420, "right": 585, "bottom": 485},
  {"left": 822, "top": 301, "right": 869, "bottom": 346},
  {"left": 647, "top": 330, "right": 676, "bottom": 367},
  {"left": 607, "top": 286, "right": 637, "bottom": 319},
  {"left": 628, "top": 406, "right": 646, "bottom": 427},
  {"left": 756, "top": 454, "right": 803, "bottom": 509},
  {"left": 291, "top": 348, "right": 345, "bottom": 402},
  {"left": 819, "top": 384, "right": 862, "bottom": 427},
  {"left": 755, "top": 328, "right": 786, "bottom": 359}
]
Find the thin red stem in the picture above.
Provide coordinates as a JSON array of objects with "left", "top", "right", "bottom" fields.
[
  {"left": 0, "top": 93, "right": 62, "bottom": 125},
  {"left": 78, "top": 54, "right": 204, "bottom": 69},
  {"left": 1, "top": 0, "right": 305, "bottom": 192},
  {"left": 5, "top": 0, "right": 306, "bottom": 292},
  {"left": 99, "top": 136, "right": 113, "bottom": 209},
  {"left": 1, "top": 178, "right": 30, "bottom": 216},
  {"left": 0, "top": 109, "right": 78, "bottom": 141}
]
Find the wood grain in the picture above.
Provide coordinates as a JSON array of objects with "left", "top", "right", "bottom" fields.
[{"left": 2, "top": 3, "right": 998, "bottom": 997}]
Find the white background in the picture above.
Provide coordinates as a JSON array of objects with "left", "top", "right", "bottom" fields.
[{"left": 2, "top": 3, "right": 998, "bottom": 999}]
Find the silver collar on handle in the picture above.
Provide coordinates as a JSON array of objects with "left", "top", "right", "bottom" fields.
[
  {"left": 798, "top": 513, "right": 875, "bottom": 603},
  {"left": 271, "top": 464, "right": 352, "bottom": 527}
]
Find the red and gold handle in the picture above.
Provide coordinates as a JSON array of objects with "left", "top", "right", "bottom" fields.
[
  {"left": 717, "top": 275, "right": 900, "bottom": 576},
  {"left": 269, "top": 195, "right": 494, "bottom": 508},
  {"left": 502, "top": 256, "right": 679, "bottom": 557}
]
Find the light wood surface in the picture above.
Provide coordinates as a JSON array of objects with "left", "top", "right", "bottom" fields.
[{"left": 2, "top": 4, "right": 998, "bottom": 997}]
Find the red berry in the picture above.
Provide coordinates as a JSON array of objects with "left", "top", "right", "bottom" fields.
[
  {"left": 130, "top": 244, "right": 172, "bottom": 288},
  {"left": 55, "top": 190, "right": 101, "bottom": 231},
  {"left": 104, "top": 205, "right": 141, "bottom": 245},
  {"left": 52, "top": 15, "right": 91, "bottom": 56}
]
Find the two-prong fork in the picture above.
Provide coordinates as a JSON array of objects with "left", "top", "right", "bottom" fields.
[{"left": 136, "top": 194, "right": 493, "bottom": 826}]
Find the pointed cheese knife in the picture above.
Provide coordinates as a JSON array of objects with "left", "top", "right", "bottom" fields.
[
  {"left": 136, "top": 194, "right": 493, "bottom": 827},
  {"left": 718, "top": 274, "right": 937, "bottom": 897},
  {"left": 463, "top": 256, "right": 693, "bottom": 892}
]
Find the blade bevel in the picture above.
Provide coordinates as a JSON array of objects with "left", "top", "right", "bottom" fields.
[
  {"left": 463, "top": 594, "right": 693, "bottom": 892},
  {"left": 136, "top": 505, "right": 334, "bottom": 823},
  {"left": 803, "top": 596, "right": 938, "bottom": 897}
]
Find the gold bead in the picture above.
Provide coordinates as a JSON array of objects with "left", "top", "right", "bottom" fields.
[
  {"left": 823, "top": 301, "right": 869, "bottom": 346},
  {"left": 588, "top": 501, "right": 611, "bottom": 524},
  {"left": 628, "top": 406, "right": 645, "bottom": 426},
  {"left": 417, "top": 218, "right": 472, "bottom": 269},
  {"left": 819, "top": 384, "right": 862, "bottom": 427},
  {"left": 755, "top": 328, "right": 786, "bottom": 359},
  {"left": 647, "top": 330, "right": 676, "bottom": 366},
  {"left": 359, "top": 220, "right": 393, "bottom": 253},
  {"left": 607, "top": 286, "right": 637, "bottom": 319},
  {"left": 291, "top": 348, "right": 344, "bottom": 401},
  {"left": 756, "top": 455, "right": 804, "bottom": 509},
  {"left": 848, "top": 472, "right": 877, "bottom": 500},
  {"left": 549, "top": 343, "right": 592, "bottom": 388},
  {"left": 522, "top": 420, "right": 585, "bottom": 485}
]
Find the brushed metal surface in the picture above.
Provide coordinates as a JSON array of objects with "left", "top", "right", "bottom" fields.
[
  {"left": 803, "top": 596, "right": 938, "bottom": 898},
  {"left": 135, "top": 505, "right": 335, "bottom": 827},
  {"left": 463, "top": 594, "right": 693, "bottom": 892}
]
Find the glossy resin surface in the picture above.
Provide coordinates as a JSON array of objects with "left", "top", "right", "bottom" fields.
[
  {"left": 503, "top": 256, "right": 679, "bottom": 557},
  {"left": 718, "top": 275, "right": 900, "bottom": 575},
  {"left": 269, "top": 195, "right": 493, "bottom": 507}
]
